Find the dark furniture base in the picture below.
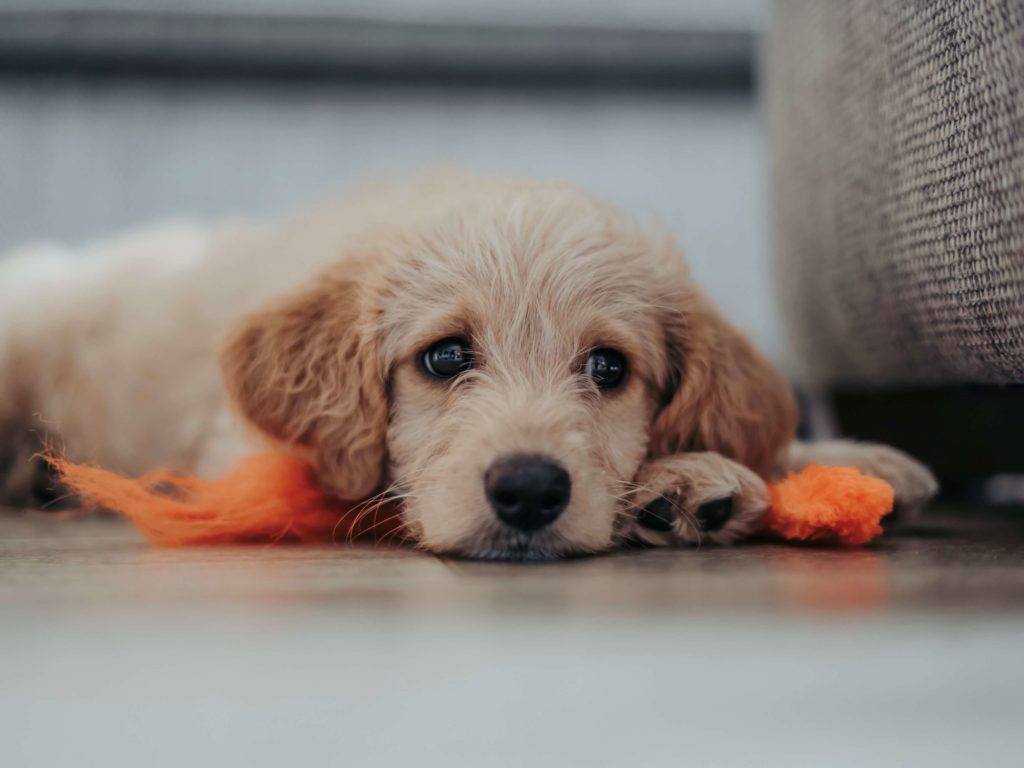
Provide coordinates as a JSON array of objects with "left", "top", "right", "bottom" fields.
[{"left": 832, "top": 385, "right": 1024, "bottom": 486}]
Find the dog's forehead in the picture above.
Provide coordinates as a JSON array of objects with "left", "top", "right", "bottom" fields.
[{"left": 375, "top": 209, "right": 676, "bottom": 371}]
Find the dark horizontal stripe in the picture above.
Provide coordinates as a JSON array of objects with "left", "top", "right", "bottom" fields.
[
  {"left": 0, "top": 9, "right": 754, "bottom": 91},
  {"left": 832, "top": 384, "right": 1024, "bottom": 479}
]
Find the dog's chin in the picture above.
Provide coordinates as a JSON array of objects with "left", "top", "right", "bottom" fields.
[{"left": 435, "top": 525, "right": 602, "bottom": 562}]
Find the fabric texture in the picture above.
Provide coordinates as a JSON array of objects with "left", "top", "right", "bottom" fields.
[{"left": 767, "top": 0, "right": 1024, "bottom": 385}]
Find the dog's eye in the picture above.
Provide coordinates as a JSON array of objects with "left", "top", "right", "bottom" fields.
[
  {"left": 423, "top": 337, "right": 473, "bottom": 379},
  {"left": 585, "top": 348, "right": 627, "bottom": 389}
]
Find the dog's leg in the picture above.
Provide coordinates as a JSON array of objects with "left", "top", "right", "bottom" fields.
[
  {"left": 625, "top": 452, "right": 771, "bottom": 547},
  {"left": 0, "top": 422, "right": 68, "bottom": 509},
  {"left": 785, "top": 440, "right": 938, "bottom": 516},
  {"left": 624, "top": 440, "right": 939, "bottom": 547},
  {"left": 0, "top": 244, "right": 77, "bottom": 508}
]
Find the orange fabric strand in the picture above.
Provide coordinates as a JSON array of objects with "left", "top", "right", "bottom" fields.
[
  {"left": 764, "top": 464, "right": 895, "bottom": 546},
  {"left": 49, "top": 454, "right": 893, "bottom": 549},
  {"left": 48, "top": 453, "right": 399, "bottom": 547}
]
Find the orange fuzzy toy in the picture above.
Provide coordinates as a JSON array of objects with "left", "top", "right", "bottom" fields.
[
  {"left": 48, "top": 453, "right": 402, "bottom": 546},
  {"left": 763, "top": 464, "right": 895, "bottom": 546},
  {"left": 49, "top": 455, "right": 893, "bottom": 548}
]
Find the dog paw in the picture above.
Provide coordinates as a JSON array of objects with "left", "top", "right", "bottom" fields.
[
  {"left": 626, "top": 453, "right": 770, "bottom": 547},
  {"left": 854, "top": 445, "right": 939, "bottom": 514},
  {"left": 789, "top": 440, "right": 939, "bottom": 517}
]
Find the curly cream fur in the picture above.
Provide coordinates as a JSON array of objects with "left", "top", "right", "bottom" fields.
[{"left": 0, "top": 171, "right": 934, "bottom": 558}]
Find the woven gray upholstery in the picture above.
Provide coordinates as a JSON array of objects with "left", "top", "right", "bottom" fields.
[{"left": 767, "top": 0, "right": 1024, "bottom": 385}]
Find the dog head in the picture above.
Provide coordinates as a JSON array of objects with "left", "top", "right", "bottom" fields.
[{"left": 221, "top": 176, "right": 795, "bottom": 558}]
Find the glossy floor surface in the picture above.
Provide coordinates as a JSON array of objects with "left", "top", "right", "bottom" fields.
[{"left": 3, "top": 507, "right": 1023, "bottom": 767}]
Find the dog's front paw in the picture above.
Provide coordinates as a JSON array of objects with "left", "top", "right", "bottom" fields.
[
  {"left": 789, "top": 440, "right": 939, "bottom": 517},
  {"left": 850, "top": 444, "right": 938, "bottom": 514},
  {"left": 627, "top": 453, "right": 770, "bottom": 547}
]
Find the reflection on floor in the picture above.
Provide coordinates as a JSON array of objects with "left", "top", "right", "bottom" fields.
[{"left": 2, "top": 507, "right": 1023, "bottom": 767}]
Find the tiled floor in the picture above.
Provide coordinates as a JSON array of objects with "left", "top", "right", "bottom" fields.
[{"left": 2, "top": 508, "right": 1023, "bottom": 767}]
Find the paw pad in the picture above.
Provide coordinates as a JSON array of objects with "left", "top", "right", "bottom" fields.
[
  {"left": 637, "top": 496, "right": 676, "bottom": 531},
  {"left": 695, "top": 497, "right": 732, "bottom": 532}
]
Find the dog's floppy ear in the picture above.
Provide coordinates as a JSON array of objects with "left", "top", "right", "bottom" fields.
[
  {"left": 219, "top": 270, "right": 387, "bottom": 501},
  {"left": 650, "top": 289, "right": 797, "bottom": 476}
]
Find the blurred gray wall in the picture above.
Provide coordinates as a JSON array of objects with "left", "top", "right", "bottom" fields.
[{"left": 0, "top": 1, "right": 782, "bottom": 362}]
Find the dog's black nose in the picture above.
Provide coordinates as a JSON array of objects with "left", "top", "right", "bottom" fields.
[{"left": 484, "top": 454, "right": 571, "bottom": 532}]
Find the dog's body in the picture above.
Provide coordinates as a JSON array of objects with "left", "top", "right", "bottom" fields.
[{"left": 0, "top": 173, "right": 936, "bottom": 558}]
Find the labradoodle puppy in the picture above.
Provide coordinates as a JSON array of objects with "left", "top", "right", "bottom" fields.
[{"left": 0, "top": 173, "right": 936, "bottom": 558}]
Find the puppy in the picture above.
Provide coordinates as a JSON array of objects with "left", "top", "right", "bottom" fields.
[{"left": 0, "top": 173, "right": 936, "bottom": 558}]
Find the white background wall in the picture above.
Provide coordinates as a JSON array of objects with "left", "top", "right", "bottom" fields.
[
  {"left": 0, "top": 81, "right": 784, "bottom": 363},
  {"left": 17, "top": 0, "right": 768, "bottom": 29}
]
